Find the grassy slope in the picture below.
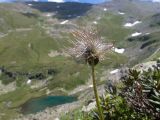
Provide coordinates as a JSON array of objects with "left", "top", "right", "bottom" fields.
[
  {"left": 0, "top": 28, "right": 58, "bottom": 70},
  {"left": 0, "top": 3, "right": 131, "bottom": 83},
  {"left": 1, "top": 2, "right": 160, "bottom": 120},
  {"left": 0, "top": 5, "right": 132, "bottom": 80},
  {"left": 126, "top": 30, "right": 160, "bottom": 65},
  {"left": 97, "top": 13, "right": 132, "bottom": 47},
  {"left": 0, "top": 86, "right": 46, "bottom": 120},
  {"left": 0, "top": 5, "right": 38, "bottom": 33},
  {"left": 142, "top": 31, "right": 160, "bottom": 61}
]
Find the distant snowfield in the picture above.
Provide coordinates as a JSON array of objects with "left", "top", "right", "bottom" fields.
[
  {"left": 27, "top": 79, "right": 31, "bottom": 84},
  {"left": 118, "top": 12, "right": 125, "bottom": 15},
  {"left": 131, "top": 32, "right": 142, "bottom": 37},
  {"left": 48, "top": 0, "right": 64, "bottom": 3},
  {"left": 145, "top": 32, "right": 150, "bottom": 35},
  {"left": 124, "top": 21, "right": 142, "bottom": 27},
  {"left": 45, "top": 13, "right": 52, "bottom": 17},
  {"left": 113, "top": 47, "right": 125, "bottom": 54},
  {"left": 93, "top": 21, "right": 98, "bottom": 24},
  {"left": 60, "top": 20, "right": 69, "bottom": 24},
  {"left": 103, "top": 8, "right": 108, "bottom": 11},
  {"left": 28, "top": 4, "right": 32, "bottom": 6},
  {"left": 110, "top": 69, "right": 119, "bottom": 74}
]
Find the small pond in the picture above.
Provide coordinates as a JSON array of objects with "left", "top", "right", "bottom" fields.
[{"left": 21, "top": 96, "right": 77, "bottom": 114}]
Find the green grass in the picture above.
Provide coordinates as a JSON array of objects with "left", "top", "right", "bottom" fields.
[
  {"left": 0, "top": 86, "right": 46, "bottom": 120},
  {"left": 0, "top": 6, "right": 38, "bottom": 33},
  {"left": 0, "top": 28, "right": 59, "bottom": 71},
  {"left": 61, "top": 108, "right": 92, "bottom": 120},
  {"left": 75, "top": 11, "right": 132, "bottom": 47},
  {"left": 0, "top": 5, "right": 138, "bottom": 120},
  {"left": 97, "top": 13, "right": 132, "bottom": 44},
  {"left": 0, "top": 10, "right": 130, "bottom": 88},
  {"left": 0, "top": 2, "right": 160, "bottom": 120},
  {"left": 47, "top": 56, "right": 89, "bottom": 90},
  {"left": 0, "top": 26, "right": 90, "bottom": 89},
  {"left": 127, "top": 31, "right": 160, "bottom": 64},
  {"left": 99, "top": 52, "right": 128, "bottom": 68},
  {"left": 145, "top": 32, "right": 160, "bottom": 61},
  {"left": 146, "top": 48, "right": 160, "bottom": 61},
  {"left": 0, "top": 7, "right": 132, "bottom": 92}
]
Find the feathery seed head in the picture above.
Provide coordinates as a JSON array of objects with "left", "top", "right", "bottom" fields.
[{"left": 68, "top": 29, "right": 113, "bottom": 66}]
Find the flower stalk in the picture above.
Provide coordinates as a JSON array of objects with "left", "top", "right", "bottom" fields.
[
  {"left": 91, "top": 60, "right": 104, "bottom": 120},
  {"left": 67, "top": 29, "right": 113, "bottom": 120}
]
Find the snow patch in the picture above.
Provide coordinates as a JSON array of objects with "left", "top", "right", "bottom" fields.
[
  {"left": 103, "top": 8, "right": 107, "bottom": 11},
  {"left": 145, "top": 32, "right": 150, "bottom": 35},
  {"left": 48, "top": 0, "right": 64, "bottom": 3},
  {"left": 27, "top": 79, "right": 31, "bottom": 84},
  {"left": 124, "top": 23, "right": 134, "bottom": 27},
  {"left": 93, "top": 21, "right": 97, "bottom": 24},
  {"left": 124, "top": 21, "right": 142, "bottom": 27},
  {"left": 131, "top": 32, "right": 142, "bottom": 37},
  {"left": 60, "top": 20, "right": 69, "bottom": 24},
  {"left": 28, "top": 4, "right": 32, "bottom": 6},
  {"left": 46, "top": 13, "right": 52, "bottom": 17},
  {"left": 134, "top": 21, "right": 142, "bottom": 24},
  {"left": 113, "top": 47, "right": 125, "bottom": 54},
  {"left": 118, "top": 12, "right": 125, "bottom": 15},
  {"left": 110, "top": 69, "right": 119, "bottom": 74}
]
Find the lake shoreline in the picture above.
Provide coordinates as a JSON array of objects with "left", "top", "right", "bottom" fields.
[
  {"left": 21, "top": 96, "right": 77, "bottom": 115},
  {"left": 15, "top": 84, "right": 105, "bottom": 120}
]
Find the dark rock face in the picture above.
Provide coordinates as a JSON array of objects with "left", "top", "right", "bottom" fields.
[
  {"left": 128, "top": 35, "right": 150, "bottom": 42},
  {"left": 0, "top": 66, "right": 58, "bottom": 84},
  {"left": 28, "top": 73, "right": 45, "bottom": 80},
  {"left": 47, "top": 69, "right": 56, "bottom": 75},
  {"left": 150, "top": 13, "right": 160, "bottom": 27},
  {"left": 25, "top": 2, "right": 93, "bottom": 19}
]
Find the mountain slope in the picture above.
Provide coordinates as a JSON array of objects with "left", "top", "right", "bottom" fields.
[{"left": 0, "top": 1, "right": 160, "bottom": 120}]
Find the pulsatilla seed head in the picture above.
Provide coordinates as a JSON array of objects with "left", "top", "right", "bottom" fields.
[
  {"left": 84, "top": 47, "right": 99, "bottom": 66},
  {"left": 87, "top": 55, "right": 99, "bottom": 66},
  {"left": 67, "top": 29, "right": 113, "bottom": 66}
]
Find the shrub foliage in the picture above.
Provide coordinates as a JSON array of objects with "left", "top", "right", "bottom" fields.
[{"left": 92, "top": 66, "right": 160, "bottom": 120}]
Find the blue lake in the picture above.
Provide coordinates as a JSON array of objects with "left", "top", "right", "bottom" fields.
[{"left": 21, "top": 96, "right": 77, "bottom": 114}]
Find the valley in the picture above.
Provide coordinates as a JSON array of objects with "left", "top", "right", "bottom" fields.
[{"left": 0, "top": 0, "right": 160, "bottom": 120}]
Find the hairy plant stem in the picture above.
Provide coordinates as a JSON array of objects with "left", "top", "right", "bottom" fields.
[{"left": 91, "top": 62, "right": 104, "bottom": 120}]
